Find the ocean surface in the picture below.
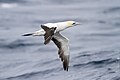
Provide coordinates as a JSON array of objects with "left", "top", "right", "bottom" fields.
[{"left": 0, "top": 0, "right": 120, "bottom": 80}]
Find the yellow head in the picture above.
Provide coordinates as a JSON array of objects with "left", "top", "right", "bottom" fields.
[{"left": 66, "top": 21, "right": 80, "bottom": 27}]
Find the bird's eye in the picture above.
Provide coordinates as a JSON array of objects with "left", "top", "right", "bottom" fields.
[{"left": 72, "top": 23, "right": 75, "bottom": 25}]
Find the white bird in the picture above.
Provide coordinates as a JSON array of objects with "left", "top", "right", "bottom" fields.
[{"left": 23, "top": 21, "right": 80, "bottom": 71}]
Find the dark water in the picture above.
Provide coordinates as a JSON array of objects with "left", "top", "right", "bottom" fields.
[{"left": 0, "top": 0, "right": 120, "bottom": 80}]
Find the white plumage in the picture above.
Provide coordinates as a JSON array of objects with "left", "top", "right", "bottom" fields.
[{"left": 23, "top": 21, "right": 80, "bottom": 71}]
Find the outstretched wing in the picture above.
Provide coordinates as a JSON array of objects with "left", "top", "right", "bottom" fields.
[
  {"left": 41, "top": 25, "right": 56, "bottom": 45},
  {"left": 52, "top": 32, "right": 70, "bottom": 71}
]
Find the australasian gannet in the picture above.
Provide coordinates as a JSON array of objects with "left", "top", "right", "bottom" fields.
[{"left": 23, "top": 21, "right": 80, "bottom": 71}]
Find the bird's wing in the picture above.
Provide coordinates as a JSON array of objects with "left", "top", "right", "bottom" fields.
[
  {"left": 52, "top": 32, "right": 69, "bottom": 71},
  {"left": 41, "top": 25, "right": 56, "bottom": 45}
]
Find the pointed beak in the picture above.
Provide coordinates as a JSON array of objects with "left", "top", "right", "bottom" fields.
[{"left": 75, "top": 22, "right": 81, "bottom": 25}]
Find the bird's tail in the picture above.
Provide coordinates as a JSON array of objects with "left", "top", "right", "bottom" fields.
[
  {"left": 22, "top": 33, "right": 33, "bottom": 36},
  {"left": 22, "top": 30, "right": 44, "bottom": 36}
]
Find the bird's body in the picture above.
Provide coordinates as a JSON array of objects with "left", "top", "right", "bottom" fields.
[
  {"left": 23, "top": 21, "right": 80, "bottom": 71},
  {"left": 29, "top": 21, "right": 76, "bottom": 36}
]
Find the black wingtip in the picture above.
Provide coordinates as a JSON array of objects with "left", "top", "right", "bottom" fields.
[
  {"left": 63, "top": 67, "right": 68, "bottom": 71},
  {"left": 22, "top": 33, "right": 33, "bottom": 36},
  {"left": 63, "top": 60, "right": 69, "bottom": 71},
  {"left": 44, "top": 41, "right": 48, "bottom": 45},
  {"left": 63, "top": 63, "right": 69, "bottom": 71}
]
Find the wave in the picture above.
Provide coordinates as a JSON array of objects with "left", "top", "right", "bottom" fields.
[
  {"left": 0, "top": 39, "right": 42, "bottom": 49},
  {"left": 0, "top": 3, "right": 17, "bottom": 8},
  {"left": 0, "top": 0, "right": 27, "bottom": 8},
  {"left": 73, "top": 58, "right": 119, "bottom": 68},
  {"left": 3, "top": 68, "right": 58, "bottom": 80},
  {"left": 112, "top": 76, "right": 120, "bottom": 80},
  {"left": 1, "top": 58, "right": 119, "bottom": 80},
  {"left": 0, "top": 0, "right": 26, "bottom": 3},
  {"left": 103, "top": 7, "right": 120, "bottom": 13}
]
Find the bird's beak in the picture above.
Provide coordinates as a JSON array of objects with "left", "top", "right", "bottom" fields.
[{"left": 75, "top": 22, "right": 81, "bottom": 25}]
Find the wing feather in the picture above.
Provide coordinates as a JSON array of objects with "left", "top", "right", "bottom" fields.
[
  {"left": 41, "top": 25, "right": 56, "bottom": 44},
  {"left": 52, "top": 32, "right": 69, "bottom": 71}
]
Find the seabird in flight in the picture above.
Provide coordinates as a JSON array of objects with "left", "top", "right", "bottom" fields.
[{"left": 23, "top": 21, "right": 80, "bottom": 71}]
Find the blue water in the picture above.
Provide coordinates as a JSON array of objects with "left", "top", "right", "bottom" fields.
[{"left": 0, "top": 0, "right": 120, "bottom": 80}]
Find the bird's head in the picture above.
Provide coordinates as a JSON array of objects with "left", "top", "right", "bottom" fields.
[{"left": 66, "top": 21, "right": 80, "bottom": 27}]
